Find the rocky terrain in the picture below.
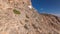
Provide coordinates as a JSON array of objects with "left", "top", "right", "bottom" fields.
[{"left": 0, "top": 0, "right": 60, "bottom": 34}]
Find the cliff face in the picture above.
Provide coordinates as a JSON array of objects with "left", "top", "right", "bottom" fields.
[{"left": 0, "top": 0, "right": 60, "bottom": 34}]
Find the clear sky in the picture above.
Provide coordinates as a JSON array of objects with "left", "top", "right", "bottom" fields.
[{"left": 31, "top": 0, "right": 60, "bottom": 16}]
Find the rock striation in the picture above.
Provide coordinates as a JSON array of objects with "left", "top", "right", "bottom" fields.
[{"left": 0, "top": 0, "right": 60, "bottom": 34}]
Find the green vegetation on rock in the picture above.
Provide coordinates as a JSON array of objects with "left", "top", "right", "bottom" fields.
[{"left": 13, "top": 9, "right": 20, "bottom": 14}]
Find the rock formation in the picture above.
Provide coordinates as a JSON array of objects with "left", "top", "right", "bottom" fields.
[{"left": 0, "top": 0, "right": 60, "bottom": 34}]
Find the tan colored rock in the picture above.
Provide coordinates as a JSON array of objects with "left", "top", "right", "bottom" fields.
[{"left": 0, "top": 0, "right": 60, "bottom": 34}]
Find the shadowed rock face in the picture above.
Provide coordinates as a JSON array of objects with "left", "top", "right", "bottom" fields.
[{"left": 0, "top": 0, "right": 60, "bottom": 34}]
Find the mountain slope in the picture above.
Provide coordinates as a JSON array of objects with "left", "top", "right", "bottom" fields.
[{"left": 0, "top": 0, "right": 60, "bottom": 34}]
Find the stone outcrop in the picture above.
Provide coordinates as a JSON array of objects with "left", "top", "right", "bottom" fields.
[{"left": 0, "top": 0, "right": 60, "bottom": 34}]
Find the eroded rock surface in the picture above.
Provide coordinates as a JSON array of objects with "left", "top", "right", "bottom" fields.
[{"left": 0, "top": 0, "right": 60, "bottom": 34}]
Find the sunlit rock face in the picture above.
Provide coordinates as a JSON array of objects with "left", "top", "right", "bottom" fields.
[
  {"left": 0, "top": 0, "right": 60, "bottom": 34},
  {"left": 28, "top": 5, "right": 33, "bottom": 9}
]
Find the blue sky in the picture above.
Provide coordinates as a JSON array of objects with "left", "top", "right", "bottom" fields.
[{"left": 31, "top": 0, "right": 60, "bottom": 16}]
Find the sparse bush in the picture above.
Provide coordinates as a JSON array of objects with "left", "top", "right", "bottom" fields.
[{"left": 13, "top": 9, "right": 20, "bottom": 14}]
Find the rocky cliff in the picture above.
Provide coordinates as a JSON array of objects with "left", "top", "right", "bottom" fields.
[{"left": 0, "top": 0, "right": 60, "bottom": 34}]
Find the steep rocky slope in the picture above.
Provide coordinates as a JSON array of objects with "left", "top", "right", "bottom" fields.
[{"left": 0, "top": 0, "right": 60, "bottom": 34}]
